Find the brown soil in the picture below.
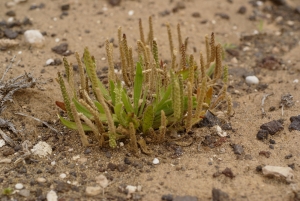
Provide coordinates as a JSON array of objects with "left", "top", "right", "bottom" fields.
[{"left": 1, "top": 0, "right": 300, "bottom": 200}]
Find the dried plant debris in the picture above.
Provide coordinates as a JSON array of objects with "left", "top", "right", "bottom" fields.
[
  {"left": 289, "top": 115, "right": 300, "bottom": 131},
  {"left": 280, "top": 93, "right": 294, "bottom": 108},
  {"left": 0, "top": 56, "right": 36, "bottom": 144}
]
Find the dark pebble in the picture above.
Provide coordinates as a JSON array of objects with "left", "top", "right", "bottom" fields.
[
  {"left": 244, "top": 154, "right": 252, "bottom": 160},
  {"left": 17, "top": 166, "right": 27, "bottom": 174},
  {"left": 270, "top": 0, "right": 286, "bottom": 6},
  {"left": 29, "top": 3, "right": 45, "bottom": 10},
  {"left": 269, "top": 145, "right": 274, "bottom": 149},
  {"left": 191, "top": 12, "right": 201, "bottom": 18},
  {"left": 215, "top": 13, "right": 230, "bottom": 20},
  {"left": 107, "top": 162, "right": 117, "bottom": 171},
  {"left": 257, "top": 129, "right": 268, "bottom": 140},
  {"left": 159, "top": 10, "right": 171, "bottom": 17},
  {"left": 108, "top": 0, "right": 121, "bottom": 6},
  {"left": 173, "top": 195, "right": 198, "bottom": 201},
  {"left": 172, "top": 2, "right": 185, "bottom": 13},
  {"left": 212, "top": 188, "right": 230, "bottom": 201},
  {"left": 0, "top": 178, "right": 3, "bottom": 183},
  {"left": 102, "top": 66, "right": 108, "bottom": 72},
  {"left": 232, "top": 144, "right": 244, "bottom": 155},
  {"left": 259, "top": 151, "right": 271, "bottom": 158},
  {"left": 237, "top": 6, "right": 246, "bottom": 14},
  {"left": 124, "top": 157, "right": 132, "bottom": 165},
  {"left": 222, "top": 167, "right": 235, "bottom": 179},
  {"left": 288, "top": 163, "right": 295, "bottom": 169},
  {"left": 268, "top": 106, "right": 276, "bottom": 112},
  {"left": 161, "top": 194, "right": 173, "bottom": 201},
  {"left": 13, "top": 144, "right": 22, "bottom": 152},
  {"left": 4, "top": 29, "right": 18, "bottom": 39},
  {"left": 289, "top": 115, "right": 300, "bottom": 131},
  {"left": 285, "top": 154, "right": 293, "bottom": 159},
  {"left": 36, "top": 170, "right": 42, "bottom": 174},
  {"left": 55, "top": 181, "right": 72, "bottom": 192},
  {"left": 61, "top": 4, "right": 70, "bottom": 11},
  {"left": 269, "top": 139, "right": 276, "bottom": 144},
  {"left": 40, "top": 69, "right": 46, "bottom": 74},
  {"left": 105, "top": 151, "right": 112, "bottom": 158},
  {"left": 197, "top": 110, "right": 220, "bottom": 128},
  {"left": 2, "top": 148, "right": 15, "bottom": 156},
  {"left": 117, "top": 164, "right": 128, "bottom": 172},
  {"left": 51, "top": 43, "right": 73, "bottom": 56},
  {"left": 296, "top": 6, "right": 300, "bottom": 14},
  {"left": 6, "top": 11, "right": 16, "bottom": 17},
  {"left": 256, "top": 165, "right": 263, "bottom": 172},
  {"left": 69, "top": 171, "right": 77, "bottom": 177},
  {"left": 84, "top": 148, "right": 92, "bottom": 155},
  {"left": 98, "top": 165, "right": 106, "bottom": 172},
  {"left": 260, "top": 120, "right": 283, "bottom": 135}
]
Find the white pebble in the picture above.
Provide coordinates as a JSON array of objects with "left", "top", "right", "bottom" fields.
[
  {"left": 47, "top": 190, "right": 58, "bottom": 201},
  {"left": 126, "top": 185, "right": 137, "bottom": 194},
  {"left": 24, "top": 30, "right": 45, "bottom": 47},
  {"left": 59, "top": 173, "right": 66, "bottom": 179},
  {"left": 293, "top": 79, "right": 298, "bottom": 83},
  {"left": 31, "top": 141, "right": 52, "bottom": 158},
  {"left": 36, "top": 177, "right": 47, "bottom": 183},
  {"left": 15, "top": 183, "right": 24, "bottom": 190},
  {"left": 128, "top": 10, "right": 134, "bottom": 16},
  {"left": 0, "top": 139, "right": 5, "bottom": 148},
  {"left": 72, "top": 155, "right": 80, "bottom": 160},
  {"left": 245, "top": 76, "right": 259, "bottom": 85},
  {"left": 119, "top": 142, "right": 124, "bottom": 147},
  {"left": 152, "top": 158, "right": 159, "bottom": 165},
  {"left": 55, "top": 38, "right": 60, "bottom": 43},
  {"left": 85, "top": 186, "right": 102, "bottom": 196},
  {"left": 95, "top": 175, "right": 108, "bottom": 188},
  {"left": 46, "top": 59, "right": 54, "bottom": 65},
  {"left": 0, "top": 158, "right": 12, "bottom": 163},
  {"left": 262, "top": 165, "right": 293, "bottom": 183}
]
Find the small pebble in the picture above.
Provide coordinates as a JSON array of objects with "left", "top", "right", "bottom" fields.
[
  {"left": 59, "top": 173, "right": 67, "bottom": 179},
  {"left": 18, "top": 189, "right": 30, "bottom": 197},
  {"left": 86, "top": 186, "right": 102, "bottom": 196},
  {"left": 0, "top": 139, "right": 5, "bottom": 148},
  {"left": 24, "top": 30, "right": 45, "bottom": 47},
  {"left": 51, "top": 161, "right": 56, "bottom": 166},
  {"left": 47, "top": 190, "right": 58, "bottom": 201},
  {"left": 152, "top": 158, "right": 159, "bottom": 165},
  {"left": 128, "top": 10, "right": 134, "bottom": 16},
  {"left": 36, "top": 177, "right": 47, "bottom": 183},
  {"left": 245, "top": 76, "right": 259, "bottom": 85},
  {"left": 46, "top": 59, "right": 54, "bottom": 65},
  {"left": 15, "top": 183, "right": 24, "bottom": 190}
]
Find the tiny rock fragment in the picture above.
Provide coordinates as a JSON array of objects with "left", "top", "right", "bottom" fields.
[
  {"left": 197, "top": 110, "right": 220, "bottom": 128},
  {"left": 173, "top": 195, "right": 198, "bottom": 201},
  {"left": 289, "top": 115, "right": 300, "bottom": 131},
  {"left": 260, "top": 120, "right": 283, "bottom": 135},
  {"left": 31, "top": 141, "right": 52, "bottom": 157},
  {"left": 51, "top": 43, "right": 73, "bottom": 56},
  {"left": 245, "top": 75, "right": 259, "bottom": 85},
  {"left": 0, "top": 39, "right": 19, "bottom": 49},
  {"left": 126, "top": 185, "right": 137, "bottom": 195},
  {"left": 95, "top": 174, "right": 108, "bottom": 188},
  {"left": 212, "top": 188, "right": 230, "bottom": 201},
  {"left": 232, "top": 144, "right": 244, "bottom": 155},
  {"left": 214, "top": 125, "right": 227, "bottom": 137},
  {"left": 162, "top": 194, "right": 173, "bottom": 201},
  {"left": 72, "top": 155, "right": 80, "bottom": 160},
  {"left": 259, "top": 151, "right": 271, "bottom": 158},
  {"left": 222, "top": 167, "right": 235, "bottom": 179},
  {"left": 0, "top": 139, "right": 5, "bottom": 147},
  {"left": 256, "top": 129, "right": 269, "bottom": 140},
  {"left": 0, "top": 158, "right": 12, "bottom": 163},
  {"left": 153, "top": 158, "right": 159, "bottom": 165},
  {"left": 15, "top": 183, "right": 24, "bottom": 190},
  {"left": 262, "top": 165, "right": 293, "bottom": 183},
  {"left": 45, "top": 59, "right": 54, "bottom": 65},
  {"left": 237, "top": 6, "right": 247, "bottom": 14},
  {"left": 61, "top": 4, "right": 70, "bottom": 11},
  {"left": 46, "top": 190, "right": 58, "bottom": 201},
  {"left": 59, "top": 173, "right": 66, "bottom": 179},
  {"left": 86, "top": 186, "right": 102, "bottom": 196},
  {"left": 24, "top": 30, "right": 45, "bottom": 47},
  {"left": 18, "top": 189, "right": 30, "bottom": 197},
  {"left": 36, "top": 177, "right": 47, "bottom": 183},
  {"left": 108, "top": 0, "right": 121, "bottom": 6}
]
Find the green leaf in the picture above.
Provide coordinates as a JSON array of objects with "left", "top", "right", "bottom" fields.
[
  {"left": 122, "top": 90, "right": 134, "bottom": 113},
  {"left": 142, "top": 105, "right": 154, "bottom": 133},
  {"left": 138, "top": 87, "right": 148, "bottom": 117},
  {"left": 206, "top": 63, "right": 215, "bottom": 77},
  {"left": 59, "top": 115, "right": 92, "bottom": 131},
  {"left": 114, "top": 103, "right": 128, "bottom": 127},
  {"left": 73, "top": 98, "right": 93, "bottom": 119},
  {"left": 154, "top": 84, "right": 172, "bottom": 113},
  {"left": 94, "top": 101, "right": 105, "bottom": 113},
  {"left": 133, "top": 62, "right": 143, "bottom": 115}
]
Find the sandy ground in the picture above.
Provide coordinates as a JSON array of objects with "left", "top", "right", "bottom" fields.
[{"left": 1, "top": 0, "right": 300, "bottom": 200}]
